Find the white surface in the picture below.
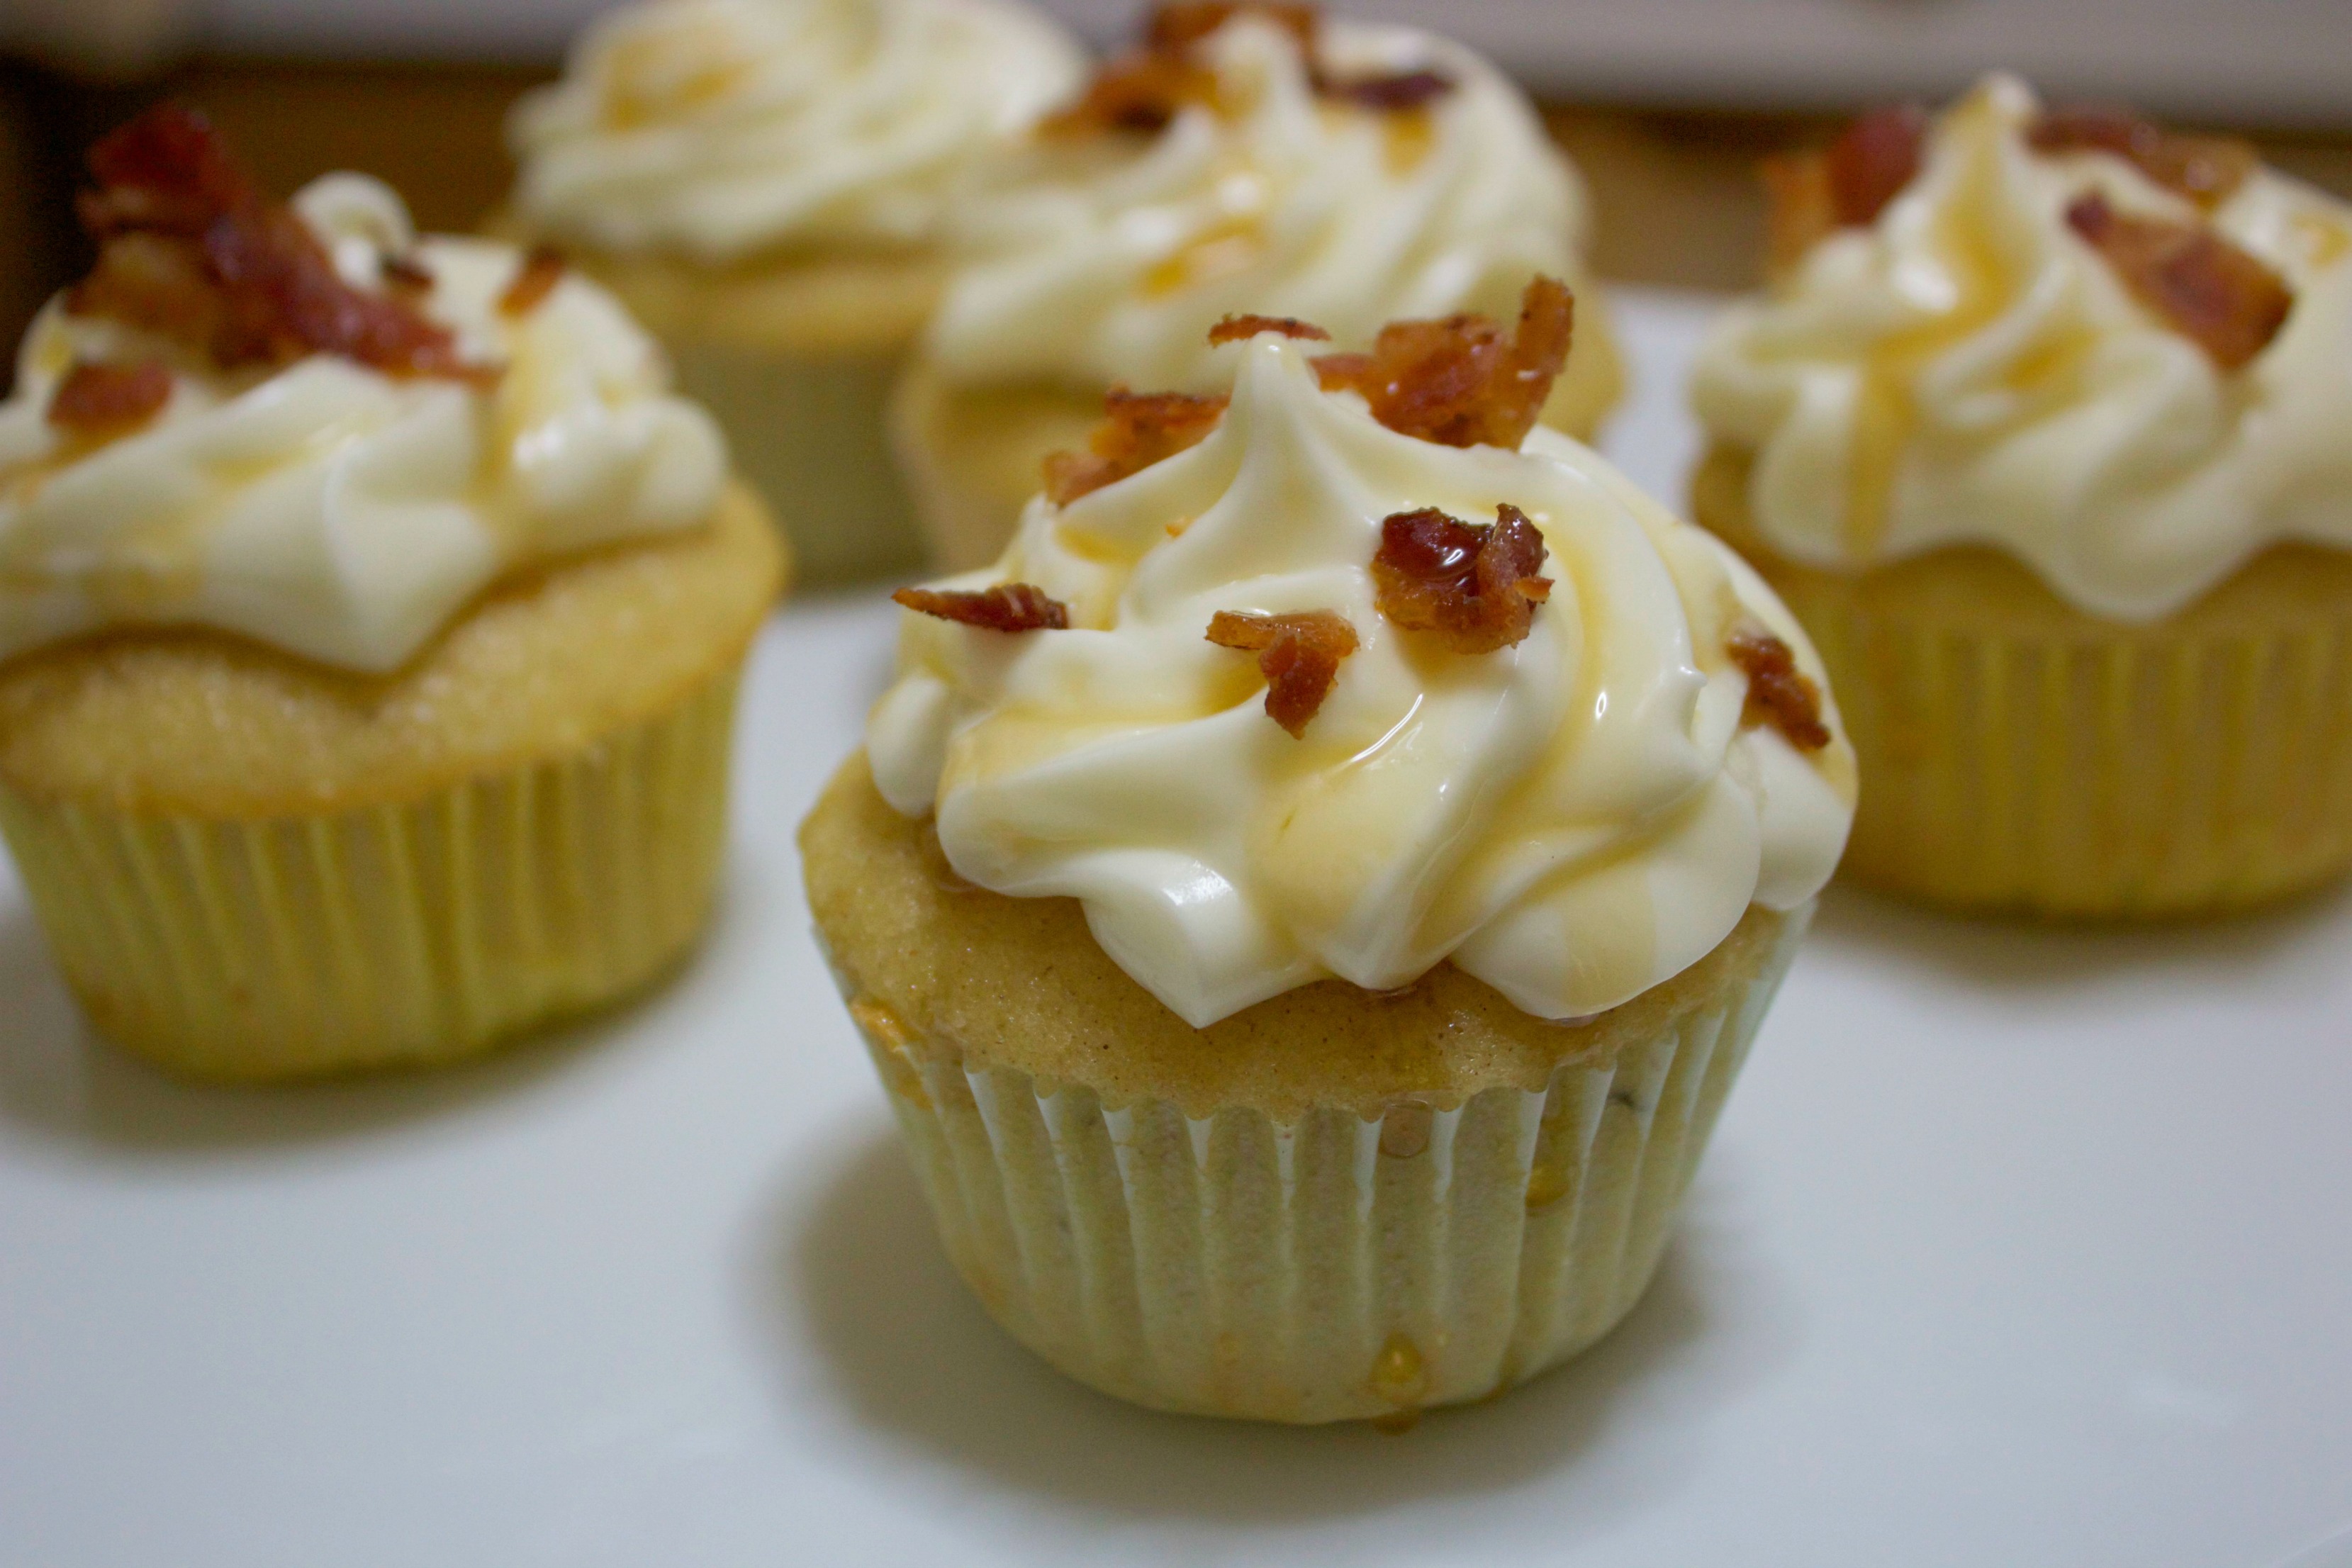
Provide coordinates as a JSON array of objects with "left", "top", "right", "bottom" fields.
[
  {"left": 3, "top": 289, "right": 2350, "bottom": 1567},
  {"left": 167, "top": 0, "right": 2352, "bottom": 126}
]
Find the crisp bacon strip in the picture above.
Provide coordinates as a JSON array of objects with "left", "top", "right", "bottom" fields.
[
  {"left": 1206, "top": 609, "right": 1359, "bottom": 737},
  {"left": 1370, "top": 503, "right": 1551, "bottom": 655},
  {"left": 381, "top": 254, "right": 435, "bottom": 294},
  {"left": 1727, "top": 628, "right": 1830, "bottom": 751},
  {"left": 1762, "top": 105, "right": 1927, "bottom": 271},
  {"left": 46, "top": 359, "right": 172, "bottom": 434},
  {"left": 1321, "top": 69, "right": 1454, "bottom": 112},
  {"left": 1039, "top": 49, "right": 1219, "bottom": 137},
  {"left": 2027, "top": 106, "right": 2254, "bottom": 208},
  {"left": 1043, "top": 387, "right": 1229, "bottom": 504},
  {"left": 67, "top": 106, "right": 489, "bottom": 384},
  {"left": 499, "top": 246, "right": 567, "bottom": 316},
  {"left": 893, "top": 583, "right": 1070, "bottom": 632},
  {"left": 2065, "top": 193, "right": 2292, "bottom": 369},
  {"left": 1314, "top": 275, "right": 1573, "bottom": 449},
  {"left": 1207, "top": 313, "right": 1330, "bottom": 345}
]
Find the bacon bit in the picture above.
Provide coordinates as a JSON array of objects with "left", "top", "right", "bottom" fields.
[
  {"left": 2027, "top": 106, "right": 2255, "bottom": 209},
  {"left": 1762, "top": 105, "right": 1927, "bottom": 269},
  {"left": 45, "top": 359, "right": 172, "bottom": 434},
  {"left": 2065, "top": 192, "right": 2292, "bottom": 369},
  {"left": 65, "top": 106, "right": 491, "bottom": 385},
  {"left": 1370, "top": 503, "right": 1551, "bottom": 655},
  {"left": 1043, "top": 386, "right": 1229, "bottom": 504},
  {"left": 1038, "top": 49, "right": 1219, "bottom": 137},
  {"left": 892, "top": 583, "right": 1070, "bottom": 632},
  {"left": 1205, "top": 609, "right": 1359, "bottom": 737},
  {"left": 498, "top": 245, "right": 567, "bottom": 317},
  {"left": 381, "top": 254, "right": 435, "bottom": 294},
  {"left": 1727, "top": 627, "right": 1831, "bottom": 751},
  {"left": 1314, "top": 274, "right": 1573, "bottom": 449},
  {"left": 1148, "top": 1, "right": 1318, "bottom": 53},
  {"left": 1320, "top": 69, "right": 1453, "bottom": 113},
  {"left": 1207, "top": 313, "right": 1331, "bottom": 345}
]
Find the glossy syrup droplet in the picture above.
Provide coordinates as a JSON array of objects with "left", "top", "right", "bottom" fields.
[
  {"left": 1369, "top": 1331, "right": 1428, "bottom": 1412},
  {"left": 1525, "top": 1161, "right": 1572, "bottom": 1211},
  {"left": 1379, "top": 1102, "right": 1433, "bottom": 1159}
]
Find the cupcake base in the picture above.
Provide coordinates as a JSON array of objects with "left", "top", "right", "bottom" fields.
[
  {"left": 1693, "top": 445, "right": 2352, "bottom": 916},
  {"left": 0, "top": 484, "right": 785, "bottom": 1079},
  {"left": 802, "top": 755, "right": 1804, "bottom": 1423}
]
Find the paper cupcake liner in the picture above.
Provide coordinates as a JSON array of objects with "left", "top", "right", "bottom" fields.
[
  {"left": 671, "top": 342, "right": 924, "bottom": 586},
  {"left": 835, "top": 905, "right": 1807, "bottom": 1424},
  {"left": 1782, "top": 573, "right": 2352, "bottom": 915},
  {"left": 0, "top": 665, "right": 744, "bottom": 1081}
]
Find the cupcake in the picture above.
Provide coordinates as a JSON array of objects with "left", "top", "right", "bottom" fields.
[
  {"left": 0, "top": 106, "right": 785, "bottom": 1080},
  {"left": 1691, "top": 76, "right": 2352, "bottom": 916},
  {"left": 892, "top": 1, "right": 1625, "bottom": 573},
  {"left": 803, "top": 291, "right": 1852, "bottom": 1422},
  {"left": 504, "top": 0, "right": 1085, "bottom": 583}
]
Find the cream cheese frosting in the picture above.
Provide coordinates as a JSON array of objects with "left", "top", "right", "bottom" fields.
[
  {"left": 1691, "top": 73, "right": 2352, "bottom": 622},
  {"left": 924, "top": 13, "right": 1594, "bottom": 393},
  {"left": 508, "top": 0, "right": 1086, "bottom": 262},
  {"left": 0, "top": 174, "right": 727, "bottom": 673},
  {"left": 869, "top": 330, "right": 1855, "bottom": 1027}
]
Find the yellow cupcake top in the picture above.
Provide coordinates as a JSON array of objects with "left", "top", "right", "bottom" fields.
[
  {"left": 1692, "top": 74, "right": 2352, "bottom": 621},
  {"left": 922, "top": 6, "right": 1596, "bottom": 394},
  {"left": 0, "top": 111, "right": 726, "bottom": 675},
  {"left": 508, "top": 0, "right": 1085, "bottom": 262},
  {"left": 870, "top": 307, "right": 1854, "bottom": 1028}
]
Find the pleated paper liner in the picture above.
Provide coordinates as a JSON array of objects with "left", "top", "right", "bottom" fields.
[
  {"left": 0, "top": 664, "right": 744, "bottom": 1082},
  {"left": 1693, "top": 446, "right": 2352, "bottom": 916},
  {"left": 838, "top": 905, "right": 1808, "bottom": 1426}
]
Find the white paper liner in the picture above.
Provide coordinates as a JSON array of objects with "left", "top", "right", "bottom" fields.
[{"left": 837, "top": 902, "right": 1808, "bottom": 1423}]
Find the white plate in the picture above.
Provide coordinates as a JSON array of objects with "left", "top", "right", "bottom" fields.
[{"left": 3, "top": 290, "right": 2348, "bottom": 1568}]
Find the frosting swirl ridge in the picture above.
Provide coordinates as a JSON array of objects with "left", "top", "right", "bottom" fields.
[
  {"left": 0, "top": 174, "right": 727, "bottom": 673},
  {"left": 1692, "top": 74, "right": 2352, "bottom": 620},
  {"left": 509, "top": 0, "right": 1086, "bottom": 261},
  {"left": 924, "top": 13, "right": 1594, "bottom": 393},
  {"left": 869, "top": 332, "right": 1854, "bottom": 1027}
]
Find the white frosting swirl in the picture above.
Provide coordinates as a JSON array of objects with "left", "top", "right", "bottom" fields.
[
  {"left": 0, "top": 174, "right": 727, "bottom": 673},
  {"left": 868, "top": 332, "right": 1854, "bottom": 1027},
  {"left": 1692, "top": 74, "right": 2352, "bottom": 621},
  {"left": 508, "top": 0, "right": 1085, "bottom": 262},
  {"left": 925, "top": 14, "right": 1593, "bottom": 393}
]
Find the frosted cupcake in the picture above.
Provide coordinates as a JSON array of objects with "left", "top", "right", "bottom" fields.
[
  {"left": 804, "top": 293, "right": 1852, "bottom": 1423},
  {"left": 894, "top": 1, "right": 1625, "bottom": 572},
  {"left": 1691, "top": 75, "right": 2352, "bottom": 915},
  {"left": 505, "top": 0, "right": 1084, "bottom": 583},
  {"left": 0, "top": 107, "right": 785, "bottom": 1080}
]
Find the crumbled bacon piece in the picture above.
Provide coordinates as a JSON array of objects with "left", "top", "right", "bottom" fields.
[
  {"left": 1762, "top": 105, "right": 1927, "bottom": 270},
  {"left": 1039, "top": 49, "right": 1219, "bottom": 137},
  {"left": 1148, "top": 1, "right": 1318, "bottom": 53},
  {"left": 1207, "top": 313, "right": 1330, "bottom": 345},
  {"left": 499, "top": 246, "right": 567, "bottom": 317},
  {"left": 45, "top": 359, "right": 172, "bottom": 434},
  {"left": 381, "top": 254, "right": 435, "bottom": 293},
  {"left": 1205, "top": 609, "right": 1359, "bottom": 737},
  {"left": 2065, "top": 192, "right": 2292, "bottom": 369},
  {"left": 1727, "top": 627, "right": 1831, "bottom": 751},
  {"left": 1043, "top": 387, "right": 1228, "bottom": 504},
  {"left": 65, "top": 105, "right": 491, "bottom": 384},
  {"left": 1370, "top": 503, "right": 1551, "bottom": 655},
  {"left": 892, "top": 583, "right": 1070, "bottom": 632},
  {"left": 2027, "top": 106, "right": 2254, "bottom": 208},
  {"left": 1314, "top": 275, "right": 1573, "bottom": 449},
  {"left": 1320, "top": 69, "right": 1453, "bottom": 113}
]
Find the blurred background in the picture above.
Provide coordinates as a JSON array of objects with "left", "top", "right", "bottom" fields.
[{"left": 4, "top": 0, "right": 2348, "bottom": 382}]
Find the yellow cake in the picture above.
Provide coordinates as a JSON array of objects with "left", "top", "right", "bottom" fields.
[
  {"left": 0, "top": 109, "right": 786, "bottom": 1078},
  {"left": 1689, "top": 75, "right": 2352, "bottom": 917},
  {"left": 503, "top": 0, "right": 1085, "bottom": 583},
  {"left": 808, "top": 318, "right": 1854, "bottom": 1422},
  {"left": 892, "top": 4, "right": 1625, "bottom": 573}
]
